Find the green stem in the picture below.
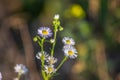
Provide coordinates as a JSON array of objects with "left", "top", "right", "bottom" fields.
[
  {"left": 42, "top": 70, "right": 47, "bottom": 80},
  {"left": 45, "top": 77, "right": 49, "bottom": 80},
  {"left": 38, "top": 41, "right": 42, "bottom": 48},
  {"left": 17, "top": 73, "right": 22, "bottom": 80},
  {"left": 41, "top": 38, "right": 44, "bottom": 53},
  {"left": 41, "top": 38, "right": 45, "bottom": 67},
  {"left": 56, "top": 56, "right": 68, "bottom": 71},
  {"left": 40, "top": 38, "right": 47, "bottom": 80},
  {"left": 51, "top": 30, "right": 57, "bottom": 56},
  {"left": 43, "top": 72, "right": 50, "bottom": 80}
]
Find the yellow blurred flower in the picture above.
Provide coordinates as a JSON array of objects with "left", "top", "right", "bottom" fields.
[{"left": 70, "top": 4, "right": 85, "bottom": 18}]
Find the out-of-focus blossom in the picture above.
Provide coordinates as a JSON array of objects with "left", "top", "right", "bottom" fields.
[
  {"left": 64, "top": 4, "right": 85, "bottom": 18},
  {"left": 70, "top": 4, "right": 85, "bottom": 18},
  {"left": 14, "top": 64, "right": 28, "bottom": 74}
]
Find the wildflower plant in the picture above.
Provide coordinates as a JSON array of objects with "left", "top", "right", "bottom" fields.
[{"left": 34, "top": 14, "right": 77, "bottom": 80}]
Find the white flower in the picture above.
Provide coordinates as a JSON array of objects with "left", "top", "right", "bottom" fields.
[
  {"left": 14, "top": 64, "right": 28, "bottom": 74},
  {"left": 38, "top": 27, "right": 52, "bottom": 38},
  {"left": 44, "top": 65, "right": 56, "bottom": 74},
  {"left": 0, "top": 72, "right": 2, "bottom": 80},
  {"left": 63, "top": 45, "right": 77, "bottom": 59},
  {"left": 46, "top": 56, "right": 57, "bottom": 65},
  {"left": 54, "top": 14, "right": 59, "bottom": 20},
  {"left": 62, "top": 37, "right": 75, "bottom": 45},
  {"left": 36, "top": 51, "right": 49, "bottom": 60}
]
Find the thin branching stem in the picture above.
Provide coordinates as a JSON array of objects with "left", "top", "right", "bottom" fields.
[
  {"left": 51, "top": 30, "right": 57, "bottom": 57},
  {"left": 56, "top": 56, "right": 68, "bottom": 71}
]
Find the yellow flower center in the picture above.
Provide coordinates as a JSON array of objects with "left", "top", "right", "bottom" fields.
[
  {"left": 48, "top": 67, "right": 53, "bottom": 73},
  {"left": 68, "top": 50, "right": 74, "bottom": 56},
  {"left": 42, "top": 30, "right": 48, "bottom": 35},
  {"left": 66, "top": 40, "right": 71, "bottom": 44}
]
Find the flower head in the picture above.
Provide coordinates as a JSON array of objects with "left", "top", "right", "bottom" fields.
[
  {"left": 38, "top": 27, "right": 52, "bottom": 38},
  {"left": 46, "top": 56, "right": 57, "bottom": 65},
  {"left": 44, "top": 65, "right": 56, "bottom": 74},
  {"left": 0, "top": 72, "right": 2, "bottom": 80},
  {"left": 36, "top": 51, "right": 49, "bottom": 60},
  {"left": 62, "top": 37, "right": 75, "bottom": 45},
  {"left": 54, "top": 14, "right": 59, "bottom": 20},
  {"left": 63, "top": 45, "right": 77, "bottom": 59},
  {"left": 14, "top": 64, "right": 28, "bottom": 74}
]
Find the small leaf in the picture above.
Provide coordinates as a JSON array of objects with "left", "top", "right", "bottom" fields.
[{"left": 52, "top": 73, "right": 60, "bottom": 77}]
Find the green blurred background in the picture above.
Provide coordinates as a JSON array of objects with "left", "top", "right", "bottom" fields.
[{"left": 0, "top": 0, "right": 120, "bottom": 80}]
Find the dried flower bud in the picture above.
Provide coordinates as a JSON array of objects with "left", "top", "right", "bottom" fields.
[{"left": 50, "top": 39, "right": 55, "bottom": 43}]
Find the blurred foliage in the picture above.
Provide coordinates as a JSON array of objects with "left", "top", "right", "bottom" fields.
[{"left": 22, "top": 0, "right": 44, "bottom": 19}]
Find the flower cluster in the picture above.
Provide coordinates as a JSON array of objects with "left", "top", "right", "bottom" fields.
[
  {"left": 34, "top": 14, "right": 78, "bottom": 80},
  {"left": 36, "top": 52, "right": 57, "bottom": 74},
  {"left": 62, "top": 37, "right": 77, "bottom": 59},
  {"left": 0, "top": 14, "right": 77, "bottom": 80}
]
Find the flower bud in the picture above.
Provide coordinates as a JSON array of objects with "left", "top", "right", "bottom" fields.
[
  {"left": 54, "top": 14, "right": 59, "bottom": 20},
  {"left": 33, "top": 37, "right": 38, "bottom": 42},
  {"left": 59, "top": 26, "right": 63, "bottom": 31},
  {"left": 50, "top": 39, "right": 55, "bottom": 43}
]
